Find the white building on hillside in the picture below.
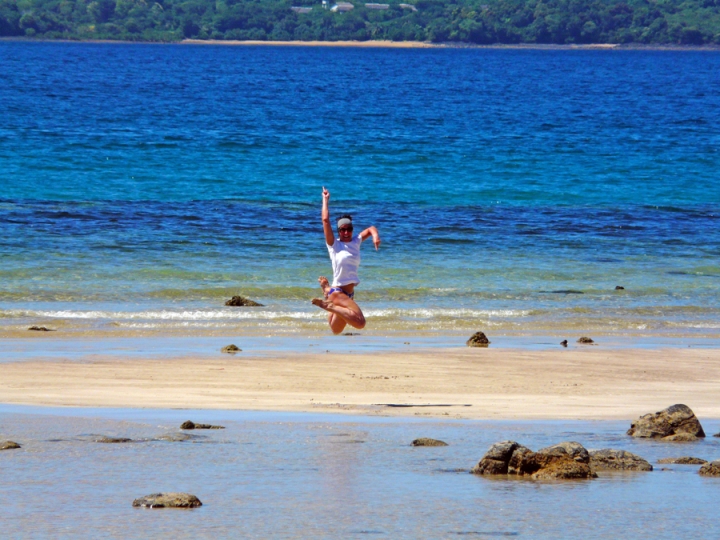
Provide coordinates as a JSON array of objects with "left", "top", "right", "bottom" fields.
[{"left": 331, "top": 2, "right": 354, "bottom": 11}]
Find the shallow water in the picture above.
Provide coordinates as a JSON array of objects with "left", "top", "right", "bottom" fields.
[
  {"left": 1, "top": 406, "right": 719, "bottom": 538},
  {"left": 1, "top": 43, "right": 719, "bottom": 338}
]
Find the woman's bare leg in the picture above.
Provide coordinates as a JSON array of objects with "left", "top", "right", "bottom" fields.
[
  {"left": 328, "top": 313, "right": 347, "bottom": 334},
  {"left": 313, "top": 276, "right": 366, "bottom": 333}
]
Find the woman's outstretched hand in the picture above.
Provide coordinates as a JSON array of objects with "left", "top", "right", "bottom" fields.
[
  {"left": 372, "top": 234, "right": 381, "bottom": 251},
  {"left": 322, "top": 187, "right": 330, "bottom": 201}
]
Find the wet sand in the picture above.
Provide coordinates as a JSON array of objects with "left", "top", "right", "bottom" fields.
[{"left": 1, "top": 347, "right": 719, "bottom": 420}]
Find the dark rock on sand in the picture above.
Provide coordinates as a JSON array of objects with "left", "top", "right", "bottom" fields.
[
  {"left": 577, "top": 336, "right": 594, "bottom": 344},
  {"left": 471, "top": 440, "right": 596, "bottom": 480},
  {"left": 221, "top": 344, "right": 241, "bottom": 353},
  {"left": 225, "top": 295, "right": 263, "bottom": 307},
  {"left": 180, "top": 420, "right": 225, "bottom": 430},
  {"left": 1, "top": 441, "right": 21, "bottom": 450},
  {"left": 412, "top": 438, "right": 448, "bottom": 447},
  {"left": 698, "top": 461, "right": 720, "bottom": 476},
  {"left": 589, "top": 449, "right": 653, "bottom": 471},
  {"left": 132, "top": 493, "right": 202, "bottom": 508},
  {"left": 466, "top": 332, "right": 490, "bottom": 347},
  {"left": 28, "top": 326, "right": 54, "bottom": 331},
  {"left": 615, "top": 286, "right": 625, "bottom": 290},
  {"left": 657, "top": 457, "right": 707, "bottom": 465},
  {"left": 96, "top": 436, "right": 133, "bottom": 443},
  {"left": 627, "top": 404, "right": 705, "bottom": 440}
]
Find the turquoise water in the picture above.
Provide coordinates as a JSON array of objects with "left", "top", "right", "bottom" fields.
[
  {"left": 1, "top": 42, "right": 719, "bottom": 337},
  {"left": 1, "top": 406, "right": 720, "bottom": 538}
]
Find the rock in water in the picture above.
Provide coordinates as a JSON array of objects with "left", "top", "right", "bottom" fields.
[
  {"left": 155, "top": 432, "right": 203, "bottom": 442},
  {"left": 412, "top": 438, "right": 448, "bottom": 447},
  {"left": 627, "top": 404, "right": 705, "bottom": 440},
  {"left": 615, "top": 286, "right": 625, "bottom": 290},
  {"left": 28, "top": 326, "right": 54, "bottom": 331},
  {"left": 466, "top": 332, "right": 490, "bottom": 347},
  {"left": 181, "top": 420, "right": 225, "bottom": 430},
  {"left": 657, "top": 457, "right": 707, "bottom": 465},
  {"left": 132, "top": 493, "right": 202, "bottom": 508},
  {"left": 471, "top": 440, "right": 524, "bottom": 475},
  {"left": 225, "top": 296, "right": 263, "bottom": 307},
  {"left": 589, "top": 449, "right": 653, "bottom": 471},
  {"left": 471, "top": 440, "right": 596, "bottom": 479},
  {"left": 1, "top": 441, "right": 21, "bottom": 450},
  {"left": 221, "top": 344, "right": 241, "bottom": 353},
  {"left": 527, "top": 442, "right": 597, "bottom": 480},
  {"left": 95, "top": 436, "right": 133, "bottom": 443},
  {"left": 698, "top": 461, "right": 720, "bottom": 476},
  {"left": 577, "top": 336, "right": 594, "bottom": 344}
]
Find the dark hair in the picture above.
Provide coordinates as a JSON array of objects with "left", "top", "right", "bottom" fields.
[{"left": 339, "top": 214, "right": 352, "bottom": 222}]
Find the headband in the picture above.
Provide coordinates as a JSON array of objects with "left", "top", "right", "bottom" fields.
[{"left": 337, "top": 218, "right": 352, "bottom": 228}]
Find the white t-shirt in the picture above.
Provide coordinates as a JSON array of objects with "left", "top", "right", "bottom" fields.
[{"left": 327, "top": 234, "right": 363, "bottom": 287}]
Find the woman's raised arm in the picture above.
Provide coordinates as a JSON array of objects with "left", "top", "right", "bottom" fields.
[{"left": 321, "top": 187, "right": 335, "bottom": 246}]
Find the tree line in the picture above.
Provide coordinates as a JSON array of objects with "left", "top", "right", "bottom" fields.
[{"left": 2, "top": 0, "right": 719, "bottom": 45}]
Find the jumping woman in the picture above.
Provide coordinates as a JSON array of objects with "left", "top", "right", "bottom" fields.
[{"left": 312, "top": 187, "right": 381, "bottom": 334}]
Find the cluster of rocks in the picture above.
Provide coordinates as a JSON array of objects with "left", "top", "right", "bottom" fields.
[
  {"left": 471, "top": 440, "right": 599, "bottom": 479},
  {"left": 469, "top": 404, "right": 718, "bottom": 480}
]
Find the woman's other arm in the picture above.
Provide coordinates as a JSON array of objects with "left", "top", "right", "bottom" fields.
[{"left": 360, "top": 226, "right": 381, "bottom": 251}]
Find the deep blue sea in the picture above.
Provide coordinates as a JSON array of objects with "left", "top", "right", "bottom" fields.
[{"left": 1, "top": 42, "right": 719, "bottom": 338}]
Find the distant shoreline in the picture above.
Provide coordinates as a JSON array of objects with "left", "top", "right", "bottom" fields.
[{"left": 2, "top": 37, "right": 720, "bottom": 51}]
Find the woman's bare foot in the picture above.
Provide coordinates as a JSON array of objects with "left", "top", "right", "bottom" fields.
[
  {"left": 318, "top": 276, "right": 331, "bottom": 298},
  {"left": 312, "top": 297, "right": 334, "bottom": 312}
]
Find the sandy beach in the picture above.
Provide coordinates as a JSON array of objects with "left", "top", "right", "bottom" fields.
[{"left": 2, "top": 346, "right": 719, "bottom": 420}]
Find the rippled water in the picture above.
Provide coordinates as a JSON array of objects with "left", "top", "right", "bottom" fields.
[
  {"left": 1, "top": 406, "right": 719, "bottom": 538},
  {"left": 1, "top": 43, "right": 719, "bottom": 337}
]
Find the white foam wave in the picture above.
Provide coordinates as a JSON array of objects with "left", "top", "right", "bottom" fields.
[{"left": 2, "top": 307, "right": 532, "bottom": 321}]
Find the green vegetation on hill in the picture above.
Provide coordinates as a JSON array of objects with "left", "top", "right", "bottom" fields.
[{"left": 2, "top": 0, "right": 720, "bottom": 45}]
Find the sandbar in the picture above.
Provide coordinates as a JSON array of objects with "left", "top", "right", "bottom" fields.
[{"left": 1, "top": 347, "right": 719, "bottom": 420}]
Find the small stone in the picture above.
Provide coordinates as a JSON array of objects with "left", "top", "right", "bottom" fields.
[
  {"left": 1, "top": 441, "right": 21, "bottom": 450},
  {"left": 560, "top": 340, "right": 568, "bottom": 347},
  {"left": 412, "top": 438, "right": 448, "bottom": 447},
  {"left": 698, "top": 460, "right": 720, "bottom": 477},
  {"left": 221, "top": 344, "right": 241, "bottom": 353},
  {"left": 615, "top": 286, "right": 625, "bottom": 290},
  {"left": 28, "top": 326, "right": 54, "bottom": 331},
  {"left": 713, "top": 432, "right": 720, "bottom": 438},
  {"left": 577, "top": 336, "right": 594, "bottom": 344},
  {"left": 132, "top": 492, "right": 202, "bottom": 508},
  {"left": 466, "top": 332, "right": 490, "bottom": 347},
  {"left": 96, "top": 436, "right": 133, "bottom": 443},
  {"left": 657, "top": 457, "right": 707, "bottom": 465},
  {"left": 225, "top": 295, "right": 263, "bottom": 307},
  {"left": 181, "top": 420, "right": 225, "bottom": 430}
]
